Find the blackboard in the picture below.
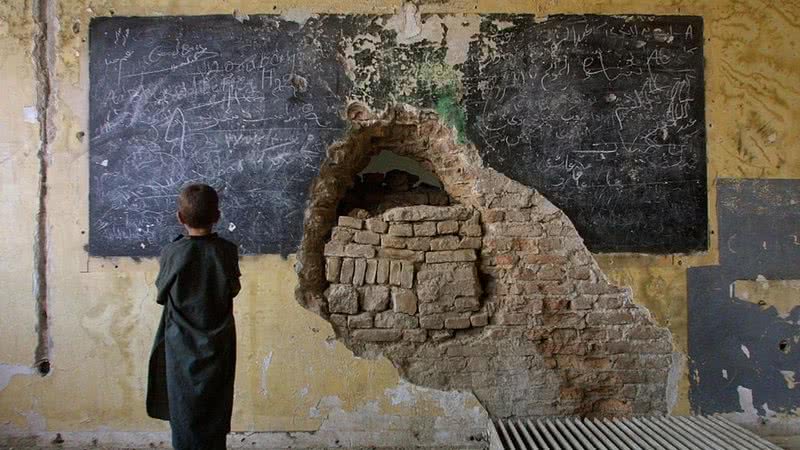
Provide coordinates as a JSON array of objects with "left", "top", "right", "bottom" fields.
[
  {"left": 463, "top": 15, "right": 706, "bottom": 253},
  {"left": 88, "top": 15, "right": 354, "bottom": 256},
  {"left": 89, "top": 14, "right": 706, "bottom": 256}
]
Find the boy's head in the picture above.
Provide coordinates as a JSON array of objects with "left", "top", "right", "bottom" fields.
[{"left": 177, "top": 183, "right": 220, "bottom": 229}]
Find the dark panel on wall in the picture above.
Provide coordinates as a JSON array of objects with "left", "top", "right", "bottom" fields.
[
  {"left": 88, "top": 14, "right": 706, "bottom": 256},
  {"left": 463, "top": 15, "right": 707, "bottom": 253},
  {"left": 88, "top": 15, "right": 357, "bottom": 256},
  {"left": 688, "top": 179, "right": 800, "bottom": 416}
]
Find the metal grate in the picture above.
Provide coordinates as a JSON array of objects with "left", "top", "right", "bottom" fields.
[{"left": 488, "top": 416, "right": 784, "bottom": 450}]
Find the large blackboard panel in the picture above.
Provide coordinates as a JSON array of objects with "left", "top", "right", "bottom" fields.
[
  {"left": 89, "top": 14, "right": 706, "bottom": 257},
  {"left": 89, "top": 15, "right": 356, "bottom": 256},
  {"left": 463, "top": 15, "right": 706, "bottom": 253}
]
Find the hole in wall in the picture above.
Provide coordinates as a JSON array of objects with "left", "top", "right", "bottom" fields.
[
  {"left": 295, "top": 104, "right": 676, "bottom": 419},
  {"left": 337, "top": 150, "right": 450, "bottom": 217}
]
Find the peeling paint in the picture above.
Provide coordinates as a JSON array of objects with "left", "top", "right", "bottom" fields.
[
  {"left": 385, "top": 2, "right": 421, "bottom": 43},
  {"left": 0, "top": 364, "right": 35, "bottom": 390},
  {"left": 22, "top": 106, "right": 37, "bottom": 123},
  {"left": 280, "top": 8, "right": 316, "bottom": 27},
  {"left": 737, "top": 386, "right": 758, "bottom": 416},
  {"left": 385, "top": 380, "right": 415, "bottom": 406},
  {"left": 781, "top": 371, "right": 796, "bottom": 390},
  {"left": 734, "top": 278, "right": 800, "bottom": 320}
]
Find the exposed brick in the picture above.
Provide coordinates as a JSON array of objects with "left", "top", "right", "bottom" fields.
[
  {"left": 488, "top": 222, "right": 542, "bottom": 237},
  {"left": 392, "top": 287, "right": 418, "bottom": 314},
  {"left": 586, "top": 311, "right": 634, "bottom": 326},
  {"left": 413, "top": 221, "right": 437, "bottom": 236},
  {"left": 330, "top": 227, "right": 354, "bottom": 243},
  {"left": 365, "top": 217, "right": 388, "bottom": 233},
  {"left": 460, "top": 223, "right": 482, "bottom": 237},
  {"left": 364, "top": 259, "right": 377, "bottom": 284},
  {"left": 338, "top": 216, "right": 363, "bottom": 229},
  {"left": 323, "top": 242, "right": 346, "bottom": 257},
  {"left": 403, "top": 329, "right": 427, "bottom": 343},
  {"left": 325, "top": 257, "right": 342, "bottom": 283},
  {"left": 352, "top": 258, "right": 367, "bottom": 286},
  {"left": 494, "top": 254, "right": 516, "bottom": 267},
  {"left": 596, "top": 295, "right": 624, "bottom": 309},
  {"left": 379, "top": 248, "right": 425, "bottom": 262},
  {"left": 353, "top": 230, "right": 380, "bottom": 245},
  {"left": 389, "top": 260, "right": 403, "bottom": 286},
  {"left": 325, "top": 284, "right": 358, "bottom": 314},
  {"left": 388, "top": 223, "right": 413, "bottom": 237},
  {"left": 569, "top": 266, "right": 593, "bottom": 280},
  {"left": 381, "top": 235, "right": 406, "bottom": 249},
  {"left": 491, "top": 312, "right": 528, "bottom": 325},
  {"left": 426, "top": 249, "right": 476, "bottom": 263},
  {"left": 339, "top": 258, "right": 355, "bottom": 284},
  {"left": 437, "top": 220, "right": 460, "bottom": 234},
  {"left": 329, "top": 314, "right": 347, "bottom": 329},
  {"left": 430, "top": 236, "right": 460, "bottom": 251},
  {"left": 420, "top": 302, "right": 448, "bottom": 315},
  {"left": 458, "top": 237, "right": 482, "bottom": 249},
  {"left": 488, "top": 193, "right": 531, "bottom": 208},
  {"left": 444, "top": 315, "right": 472, "bottom": 329},
  {"left": 483, "top": 210, "right": 504, "bottom": 223},
  {"left": 383, "top": 205, "right": 471, "bottom": 221},
  {"left": 420, "top": 315, "right": 444, "bottom": 329},
  {"left": 503, "top": 209, "right": 530, "bottom": 222},
  {"left": 571, "top": 295, "right": 595, "bottom": 310},
  {"left": 470, "top": 312, "right": 489, "bottom": 327},
  {"left": 348, "top": 312, "right": 373, "bottom": 328},
  {"left": 454, "top": 296, "right": 480, "bottom": 312},
  {"left": 376, "top": 259, "right": 390, "bottom": 284},
  {"left": 400, "top": 262, "right": 414, "bottom": 288},
  {"left": 375, "top": 311, "right": 419, "bottom": 329},
  {"left": 405, "top": 237, "right": 431, "bottom": 251},
  {"left": 344, "top": 243, "right": 376, "bottom": 258},
  {"left": 360, "top": 285, "right": 390, "bottom": 312},
  {"left": 351, "top": 329, "right": 401, "bottom": 342}
]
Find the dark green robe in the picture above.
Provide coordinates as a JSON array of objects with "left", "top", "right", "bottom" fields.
[{"left": 147, "top": 233, "right": 240, "bottom": 450}]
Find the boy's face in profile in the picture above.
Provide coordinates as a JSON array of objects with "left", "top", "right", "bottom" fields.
[{"left": 177, "top": 184, "right": 220, "bottom": 235}]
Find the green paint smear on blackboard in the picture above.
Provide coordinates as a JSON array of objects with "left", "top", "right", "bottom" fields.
[{"left": 434, "top": 83, "right": 468, "bottom": 145}]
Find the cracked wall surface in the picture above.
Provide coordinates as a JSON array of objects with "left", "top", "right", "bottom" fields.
[
  {"left": 1, "top": 0, "right": 800, "bottom": 447},
  {"left": 296, "top": 104, "right": 674, "bottom": 418}
]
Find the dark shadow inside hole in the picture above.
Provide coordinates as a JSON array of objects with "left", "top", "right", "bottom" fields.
[{"left": 337, "top": 150, "right": 452, "bottom": 217}]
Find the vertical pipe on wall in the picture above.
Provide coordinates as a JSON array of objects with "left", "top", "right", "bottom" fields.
[{"left": 31, "top": 0, "right": 54, "bottom": 376}]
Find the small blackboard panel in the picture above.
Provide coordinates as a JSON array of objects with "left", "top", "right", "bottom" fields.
[
  {"left": 463, "top": 15, "right": 707, "bottom": 253},
  {"left": 88, "top": 15, "right": 356, "bottom": 256}
]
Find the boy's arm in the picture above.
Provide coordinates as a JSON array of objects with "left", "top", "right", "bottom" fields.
[
  {"left": 230, "top": 246, "right": 242, "bottom": 299},
  {"left": 155, "top": 249, "right": 176, "bottom": 305}
]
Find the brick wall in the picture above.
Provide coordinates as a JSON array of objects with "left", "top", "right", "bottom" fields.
[{"left": 296, "top": 104, "right": 675, "bottom": 419}]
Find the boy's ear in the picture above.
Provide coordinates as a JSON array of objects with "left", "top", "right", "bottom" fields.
[
  {"left": 176, "top": 211, "right": 185, "bottom": 225},
  {"left": 213, "top": 209, "right": 221, "bottom": 224}
]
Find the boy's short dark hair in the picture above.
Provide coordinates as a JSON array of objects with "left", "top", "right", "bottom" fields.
[{"left": 178, "top": 184, "right": 219, "bottom": 228}]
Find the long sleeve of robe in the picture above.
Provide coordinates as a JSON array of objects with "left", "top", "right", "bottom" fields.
[{"left": 146, "top": 233, "right": 240, "bottom": 450}]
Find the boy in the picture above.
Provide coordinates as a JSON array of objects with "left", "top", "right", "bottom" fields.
[{"left": 146, "top": 183, "right": 241, "bottom": 450}]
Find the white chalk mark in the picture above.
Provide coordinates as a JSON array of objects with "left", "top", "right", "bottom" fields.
[{"left": 741, "top": 345, "right": 751, "bottom": 359}]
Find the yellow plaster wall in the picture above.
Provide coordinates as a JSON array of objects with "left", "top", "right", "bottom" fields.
[{"left": 0, "top": 0, "right": 798, "bottom": 435}]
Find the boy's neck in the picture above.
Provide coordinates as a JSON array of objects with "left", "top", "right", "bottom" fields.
[{"left": 184, "top": 226, "right": 214, "bottom": 237}]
